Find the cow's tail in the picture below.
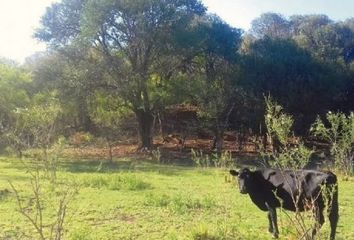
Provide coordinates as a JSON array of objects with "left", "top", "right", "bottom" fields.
[{"left": 326, "top": 172, "right": 338, "bottom": 240}]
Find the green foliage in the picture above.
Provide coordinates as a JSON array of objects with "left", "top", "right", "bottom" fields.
[
  {"left": 14, "top": 91, "right": 62, "bottom": 149},
  {"left": 250, "top": 13, "right": 290, "bottom": 39},
  {"left": 9, "top": 168, "right": 78, "bottom": 240},
  {"left": 191, "top": 149, "right": 210, "bottom": 168},
  {"left": 69, "top": 132, "right": 94, "bottom": 147},
  {"left": 36, "top": 0, "right": 208, "bottom": 149},
  {"left": 151, "top": 147, "right": 161, "bottom": 163},
  {"left": 263, "top": 96, "right": 312, "bottom": 169},
  {"left": 273, "top": 143, "right": 314, "bottom": 169},
  {"left": 0, "top": 62, "right": 30, "bottom": 113},
  {"left": 311, "top": 112, "right": 354, "bottom": 175},
  {"left": 265, "top": 96, "right": 294, "bottom": 146},
  {"left": 0, "top": 62, "right": 31, "bottom": 153},
  {"left": 89, "top": 91, "right": 132, "bottom": 130},
  {"left": 212, "top": 150, "right": 234, "bottom": 168},
  {"left": 191, "top": 149, "right": 234, "bottom": 169}
]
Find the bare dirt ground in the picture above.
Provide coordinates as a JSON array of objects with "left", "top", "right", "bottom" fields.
[{"left": 62, "top": 134, "right": 261, "bottom": 166}]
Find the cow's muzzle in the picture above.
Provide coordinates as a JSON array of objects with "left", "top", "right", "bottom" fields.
[{"left": 239, "top": 187, "right": 247, "bottom": 194}]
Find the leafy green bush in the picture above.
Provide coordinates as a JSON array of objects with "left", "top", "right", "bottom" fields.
[
  {"left": 191, "top": 149, "right": 235, "bottom": 169},
  {"left": 191, "top": 149, "right": 210, "bottom": 168},
  {"left": 144, "top": 193, "right": 171, "bottom": 207},
  {"left": 262, "top": 96, "right": 312, "bottom": 169},
  {"left": 311, "top": 112, "right": 354, "bottom": 175},
  {"left": 151, "top": 147, "right": 161, "bottom": 163},
  {"left": 69, "top": 132, "right": 94, "bottom": 147}
]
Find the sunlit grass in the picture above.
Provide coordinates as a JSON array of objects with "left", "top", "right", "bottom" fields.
[{"left": 0, "top": 157, "right": 353, "bottom": 239}]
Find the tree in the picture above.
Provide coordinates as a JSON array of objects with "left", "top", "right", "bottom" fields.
[
  {"left": 311, "top": 112, "right": 354, "bottom": 175},
  {"left": 290, "top": 14, "right": 332, "bottom": 37},
  {"left": 193, "top": 15, "right": 242, "bottom": 154},
  {"left": 240, "top": 37, "right": 341, "bottom": 133},
  {"left": 36, "top": 0, "right": 206, "bottom": 150},
  {"left": 0, "top": 60, "right": 31, "bottom": 154},
  {"left": 25, "top": 50, "right": 104, "bottom": 133},
  {"left": 88, "top": 91, "right": 133, "bottom": 161},
  {"left": 289, "top": 15, "right": 354, "bottom": 64},
  {"left": 312, "top": 23, "right": 354, "bottom": 63},
  {"left": 250, "top": 12, "right": 290, "bottom": 39}
]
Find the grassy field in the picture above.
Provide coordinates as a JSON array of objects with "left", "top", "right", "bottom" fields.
[{"left": 0, "top": 157, "right": 353, "bottom": 240}]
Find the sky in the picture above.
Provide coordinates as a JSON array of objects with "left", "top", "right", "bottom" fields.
[{"left": 0, "top": 0, "right": 354, "bottom": 63}]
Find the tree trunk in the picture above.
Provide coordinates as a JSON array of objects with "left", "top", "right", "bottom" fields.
[
  {"left": 136, "top": 110, "right": 154, "bottom": 150},
  {"left": 212, "top": 103, "right": 235, "bottom": 156},
  {"left": 107, "top": 141, "right": 113, "bottom": 162},
  {"left": 213, "top": 125, "right": 224, "bottom": 156}
]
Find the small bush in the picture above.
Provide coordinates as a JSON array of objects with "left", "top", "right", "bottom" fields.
[
  {"left": 69, "top": 132, "right": 94, "bottom": 147},
  {"left": 262, "top": 96, "right": 312, "bottom": 169},
  {"left": 192, "top": 149, "right": 234, "bottom": 169},
  {"left": 144, "top": 193, "right": 170, "bottom": 207},
  {"left": 311, "top": 111, "right": 354, "bottom": 175},
  {"left": 0, "top": 188, "right": 11, "bottom": 200},
  {"left": 151, "top": 148, "right": 161, "bottom": 163},
  {"left": 191, "top": 224, "right": 216, "bottom": 240},
  {"left": 191, "top": 149, "right": 210, "bottom": 168}
]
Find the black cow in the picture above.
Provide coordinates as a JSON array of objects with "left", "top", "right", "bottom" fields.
[{"left": 230, "top": 168, "right": 338, "bottom": 239}]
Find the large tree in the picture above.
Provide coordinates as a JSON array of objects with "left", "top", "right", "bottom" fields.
[
  {"left": 36, "top": 0, "right": 206, "bottom": 149},
  {"left": 240, "top": 38, "right": 340, "bottom": 132},
  {"left": 193, "top": 15, "right": 242, "bottom": 154},
  {"left": 0, "top": 60, "right": 31, "bottom": 153},
  {"left": 250, "top": 13, "right": 290, "bottom": 39}
]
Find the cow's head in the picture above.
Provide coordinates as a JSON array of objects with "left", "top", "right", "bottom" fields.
[{"left": 230, "top": 168, "right": 252, "bottom": 194}]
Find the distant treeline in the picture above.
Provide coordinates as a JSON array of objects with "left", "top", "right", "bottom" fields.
[{"left": 0, "top": 0, "right": 353, "bottom": 153}]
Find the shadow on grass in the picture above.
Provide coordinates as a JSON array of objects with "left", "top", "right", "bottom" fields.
[
  {"left": 58, "top": 158, "right": 195, "bottom": 176},
  {"left": 0, "top": 156, "right": 204, "bottom": 177}
]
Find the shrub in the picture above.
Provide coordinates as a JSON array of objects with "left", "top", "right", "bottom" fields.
[
  {"left": 310, "top": 111, "right": 354, "bottom": 175},
  {"left": 261, "top": 96, "right": 312, "bottom": 169},
  {"left": 69, "top": 132, "right": 94, "bottom": 147},
  {"left": 191, "top": 149, "right": 235, "bottom": 169}
]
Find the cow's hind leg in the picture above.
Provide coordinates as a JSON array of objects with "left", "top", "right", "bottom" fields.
[
  {"left": 312, "top": 204, "right": 325, "bottom": 239},
  {"left": 266, "top": 204, "right": 279, "bottom": 238},
  {"left": 328, "top": 185, "right": 339, "bottom": 240}
]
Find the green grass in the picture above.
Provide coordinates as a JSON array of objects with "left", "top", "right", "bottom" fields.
[{"left": 0, "top": 157, "right": 353, "bottom": 239}]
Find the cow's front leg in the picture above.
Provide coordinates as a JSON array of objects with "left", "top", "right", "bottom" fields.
[
  {"left": 267, "top": 211, "right": 274, "bottom": 233},
  {"left": 266, "top": 203, "right": 279, "bottom": 238}
]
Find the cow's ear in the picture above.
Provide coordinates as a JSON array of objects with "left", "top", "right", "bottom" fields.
[{"left": 230, "top": 170, "right": 239, "bottom": 176}]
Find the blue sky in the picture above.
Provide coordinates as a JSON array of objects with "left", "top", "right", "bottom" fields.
[
  {"left": 0, "top": 0, "right": 353, "bottom": 63},
  {"left": 203, "top": 0, "right": 354, "bottom": 30}
]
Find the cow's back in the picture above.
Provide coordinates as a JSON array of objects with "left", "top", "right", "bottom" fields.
[{"left": 260, "top": 169, "right": 336, "bottom": 211}]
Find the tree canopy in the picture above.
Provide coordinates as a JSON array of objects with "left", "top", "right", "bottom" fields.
[{"left": 0, "top": 5, "right": 353, "bottom": 153}]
